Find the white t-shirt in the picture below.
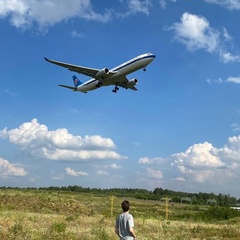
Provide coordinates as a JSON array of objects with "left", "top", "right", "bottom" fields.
[{"left": 116, "top": 212, "right": 134, "bottom": 240}]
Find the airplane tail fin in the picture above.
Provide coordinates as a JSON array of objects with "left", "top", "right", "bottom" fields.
[{"left": 72, "top": 75, "right": 82, "bottom": 87}]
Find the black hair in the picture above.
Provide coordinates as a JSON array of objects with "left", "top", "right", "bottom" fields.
[{"left": 121, "top": 200, "right": 130, "bottom": 212}]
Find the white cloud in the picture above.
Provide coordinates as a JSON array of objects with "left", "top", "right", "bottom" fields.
[
  {"left": 0, "top": 118, "right": 127, "bottom": 161},
  {"left": 222, "top": 27, "right": 232, "bottom": 41},
  {"left": 170, "top": 138, "right": 240, "bottom": 184},
  {"left": 139, "top": 157, "right": 153, "bottom": 164},
  {"left": 169, "top": 12, "right": 220, "bottom": 53},
  {"left": 226, "top": 76, "right": 240, "bottom": 84},
  {"left": 216, "top": 135, "right": 240, "bottom": 162},
  {"left": 109, "top": 163, "right": 122, "bottom": 169},
  {"left": 0, "top": 157, "right": 27, "bottom": 177},
  {"left": 231, "top": 123, "right": 240, "bottom": 132},
  {"left": 172, "top": 142, "right": 225, "bottom": 168},
  {"left": 173, "top": 177, "right": 185, "bottom": 182},
  {"left": 159, "top": 0, "right": 177, "bottom": 9},
  {"left": 138, "top": 156, "right": 164, "bottom": 164},
  {"left": 206, "top": 77, "right": 224, "bottom": 84},
  {"left": 43, "top": 149, "right": 123, "bottom": 161},
  {"left": 168, "top": 12, "right": 240, "bottom": 63},
  {"left": 159, "top": 0, "right": 167, "bottom": 9},
  {"left": 207, "top": 76, "right": 240, "bottom": 84},
  {"left": 205, "top": 0, "right": 240, "bottom": 10},
  {"left": 128, "top": 0, "right": 152, "bottom": 15},
  {"left": 97, "top": 170, "right": 109, "bottom": 175},
  {"left": 65, "top": 167, "right": 88, "bottom": 176},
  {"left": 138, "top": 135, "right": 240, "bottom": 192},
  {"left": 177, "top": 166, "right": 217, "bottom": 183},
  {"left": 220, "top": 51, "right": 240, "bottom": 63},
  {"left": 146, "top": 168, "right": 163, "bottom": 179},
  {"left": 168, "top": 136, "right": 240, "bottom": 184},
  {"left": 117, "top": 0, "right": 152, "bottom": 18},
  {"left": 0, "top": 0, "right": 111, "bottom": 31},
  {"left": 0, "top": 0, "right": 153, "bottom": 32},
  {"left": 71, "top": 30, "right": 85, "bottom": 38}
]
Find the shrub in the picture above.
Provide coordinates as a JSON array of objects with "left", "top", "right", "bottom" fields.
[
  {"left": 50, "top": 222, "right": 66, "bottom": 233},
  {"left": 197, "top": 207, "right": 240, "bottom": 222},
  {"left": 91, "top": 226, "right": 110, "bottom": 240}
]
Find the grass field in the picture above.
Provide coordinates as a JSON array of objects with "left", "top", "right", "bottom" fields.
[{"left": 0, "top": 189, "right": 240, "bottom": 239}]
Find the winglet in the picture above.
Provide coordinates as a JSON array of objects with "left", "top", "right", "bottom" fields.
[{"left": 44, "top": 57, "right": 50, "bottom": 62}]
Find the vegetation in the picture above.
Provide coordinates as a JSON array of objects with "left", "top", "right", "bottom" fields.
[
  {"left": 1, "top": 186, "right": 239, "bottom": 206},
  {"left": 0, "top": 188, "right": 240, "bottom": 239}
]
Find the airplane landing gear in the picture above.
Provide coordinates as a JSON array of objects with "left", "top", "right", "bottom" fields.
[
  {"left": 96, "top": 80, "right": 103, "bottom": 88},
  {"left": 112, "top": 85, "right": 119, "bottom": 93}
]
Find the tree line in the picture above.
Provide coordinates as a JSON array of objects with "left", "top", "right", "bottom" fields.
[{"left": 1, "top": 186, "right": 239, "bottom": 206}]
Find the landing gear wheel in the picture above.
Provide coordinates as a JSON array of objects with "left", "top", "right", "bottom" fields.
[{"left": 112, "top": 85, "right": 119, "bottom": 93}]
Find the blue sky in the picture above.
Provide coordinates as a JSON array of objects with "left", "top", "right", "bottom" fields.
[{"left": 1, "top": 0, "right": 240, "bottom": 198}]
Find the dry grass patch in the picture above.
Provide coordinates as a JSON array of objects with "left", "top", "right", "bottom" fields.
[{"left": 0, "top": 189, "right": 240, "bottom": 239}]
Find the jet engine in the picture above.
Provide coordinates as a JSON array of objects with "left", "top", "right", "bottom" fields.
[
  {"left": 125, "top": 78, "right": 138, "bottom": 88},
  {"left": 95, "top": 68, "right": 109, "bottom": 79}
]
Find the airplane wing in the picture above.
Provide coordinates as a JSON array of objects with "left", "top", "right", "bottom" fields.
[
  {"left": 127, "top": 86, "right": 138, "bottom": 91},
  {"left": 44, "top": 57, "right": 100, "bottom": 78}
]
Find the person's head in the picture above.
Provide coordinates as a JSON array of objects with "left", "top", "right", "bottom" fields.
[{"left": 121, "top": 200, "right": 130, "bottom": 212}]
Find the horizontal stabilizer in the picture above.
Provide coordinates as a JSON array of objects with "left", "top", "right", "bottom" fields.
[
  {"left": 58, "top": 84, "right": 77, "bottom": 90},
  {"left": 58, "top": 84, "right": 87, "bottom": 93}
]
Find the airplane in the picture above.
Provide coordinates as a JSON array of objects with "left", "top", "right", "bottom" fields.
[{"left": 44, "top": 53, "right": 156, "bottom": 93}]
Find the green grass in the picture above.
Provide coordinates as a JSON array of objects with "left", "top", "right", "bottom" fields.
[{"left": 0, "top": 189, "right": 240, "bottom": 239}]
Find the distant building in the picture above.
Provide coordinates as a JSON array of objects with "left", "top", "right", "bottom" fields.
[
  {"left": 181, "top": 197, "right": 192, "bottom": 205},
  {"left": 207, "top": 199, "right": 217, "bottom": 206},
  {"left": 230, "top": 207, "right": 240, "bottom": 211}
]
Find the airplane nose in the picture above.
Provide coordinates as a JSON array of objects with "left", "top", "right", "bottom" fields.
[{"left": 148, "top": 54, "right": 156, "bottom": 62}]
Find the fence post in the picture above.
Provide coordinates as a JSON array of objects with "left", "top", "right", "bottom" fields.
[
  {"left": 110, "top": 195, "right": 116, "bottom": 217},
  {"left": 165, "top": 196, "right": 168, "bottom": 220}
]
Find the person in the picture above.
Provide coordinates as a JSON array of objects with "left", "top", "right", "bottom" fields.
[{"left": 115, "top": 200, "right": 136, "bottom": 240}]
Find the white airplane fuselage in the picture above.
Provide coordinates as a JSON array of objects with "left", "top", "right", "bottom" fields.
[{"left": 76, "top": 53, "right": 155, "bottom": 92}]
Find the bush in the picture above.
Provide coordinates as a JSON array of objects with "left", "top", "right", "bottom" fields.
[
  {"left": 50, "top": 222, "right": 66, "bottom": 233},
  {"left": 197, "top": 207, "right": 240, "bottom": 222}
]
